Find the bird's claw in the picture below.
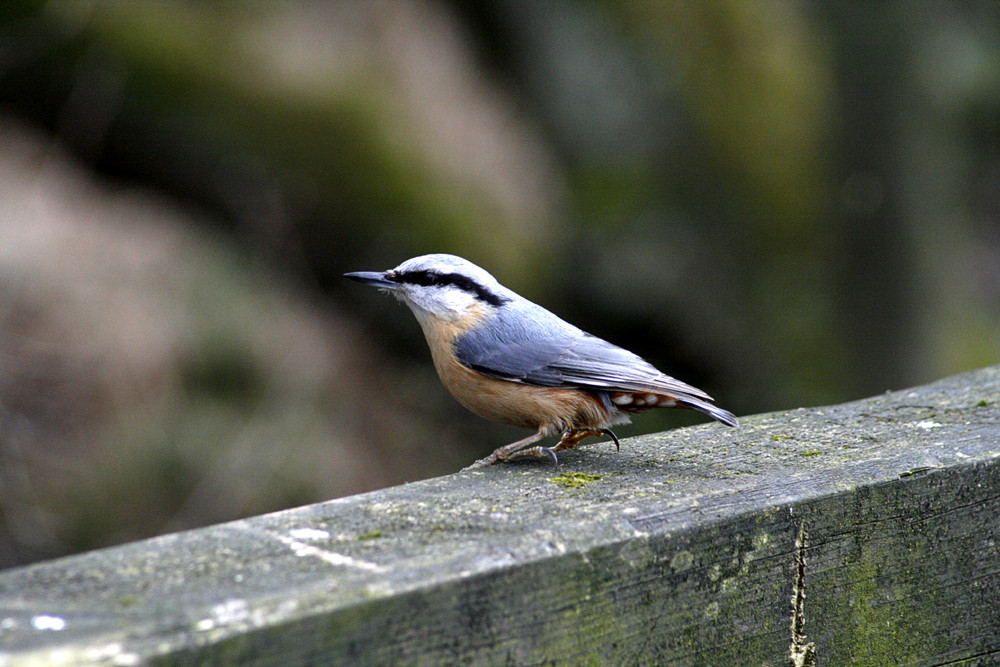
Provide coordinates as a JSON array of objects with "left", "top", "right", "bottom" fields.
[{"left": 601, "top": 428, "right": 621, "bottom": 452}]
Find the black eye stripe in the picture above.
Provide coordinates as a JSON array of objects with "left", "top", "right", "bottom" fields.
[{"left": 390, "top": 270, "right": 509, "bottom": 307}]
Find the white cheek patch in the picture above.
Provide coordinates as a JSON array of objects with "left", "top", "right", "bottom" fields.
[{"left": 404, "top": 286, "right": 480, "bottom": 320}]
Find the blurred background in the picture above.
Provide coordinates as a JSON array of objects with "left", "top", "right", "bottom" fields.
[{"left": 1, "top": 1, "right": 998, "bottom": 568}]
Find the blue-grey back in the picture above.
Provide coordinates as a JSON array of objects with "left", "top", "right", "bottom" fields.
[{"left": 453, "top": 299, "right": 712, "bottom": 401}]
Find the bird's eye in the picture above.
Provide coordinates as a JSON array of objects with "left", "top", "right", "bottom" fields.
[
  {"left": 391, "top": 268, "right": 507, "bottom": 305},
  {"left": 400, "top": 270, "right": 441, "bottom": 287}
]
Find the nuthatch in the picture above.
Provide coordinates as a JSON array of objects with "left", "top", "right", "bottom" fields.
[{"left": 345, "top": 254, "right": 736, "bottom": 467}]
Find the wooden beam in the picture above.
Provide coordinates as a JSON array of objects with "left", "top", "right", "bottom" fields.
[{"left": 2, "top": 366, "right": 999, "bottom": 665}]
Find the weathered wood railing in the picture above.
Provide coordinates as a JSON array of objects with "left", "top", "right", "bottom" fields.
[{"left": 2, "top": 366, "right": 999, "bottom": 665}]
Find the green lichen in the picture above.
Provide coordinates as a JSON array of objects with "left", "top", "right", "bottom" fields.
[
  {"left": 357, "top": 530, "right": 384, "bottom": 540},
  {"left": 830, "top": 521, "right": 940, "bottom": 665},
  {"left": 800, "top": 450, "right": 822, "bottom": 457},
  {"left": 549, "top": 472, "right": 602, "bottom": 489}
]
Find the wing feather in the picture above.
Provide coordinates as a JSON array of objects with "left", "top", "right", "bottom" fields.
[{"left": 453, "top": 301, "right": 713, "bottom": 402}]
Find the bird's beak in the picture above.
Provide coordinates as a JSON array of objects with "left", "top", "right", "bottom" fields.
[{"left": 343, "top": 271, "right": 398, "bottom": 289}]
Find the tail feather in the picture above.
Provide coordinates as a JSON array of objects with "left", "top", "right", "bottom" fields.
[{"left": 677, "top": 395, "right": 738, "bottom": 427}]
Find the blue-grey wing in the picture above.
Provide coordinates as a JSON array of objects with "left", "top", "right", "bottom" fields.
[{"left": 453, "top": 301, "right": 713, "bottom": 401}]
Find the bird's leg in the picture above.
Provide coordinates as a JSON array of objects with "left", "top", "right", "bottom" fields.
[
  {"left": 553, "top": 428, "right": 620, "bottom": 453},
  {"left": 462, "top": 430, "right": 548, "bottom": 469}
]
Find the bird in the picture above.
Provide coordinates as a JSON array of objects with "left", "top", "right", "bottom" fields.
[{"left": 345, "top": 254, "right": 736, "bottom": 467}]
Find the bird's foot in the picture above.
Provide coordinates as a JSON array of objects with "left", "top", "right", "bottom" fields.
[
  {"left": 462, "top": 427, "right": 619, "bottom": 470},
  {"left": 498, "top": 445, "right": 559, "bottom": 465},
  {"left": 462, "top": 430, "right": 547, "bottom": 469},
  {"left": 463, "top": 444, "right": 559, "bottom": 469},
  {"left": 555, "top": 428, "right": 620, "bottom": 452}
]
